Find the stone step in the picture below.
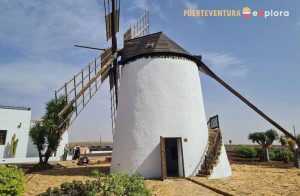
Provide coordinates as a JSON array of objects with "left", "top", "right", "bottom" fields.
[{"left": 198, "top": 129, "right": 222, "bottom": 177}]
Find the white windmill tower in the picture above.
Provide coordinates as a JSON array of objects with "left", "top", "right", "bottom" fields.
[
  {"left": 110, "top": 32, "right": 231, "bottom": 179},
  {"left": 55, "top": 0, "right": 300, "bottom": 180}
]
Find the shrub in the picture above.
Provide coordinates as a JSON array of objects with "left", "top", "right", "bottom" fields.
[
  {"left": 270, "top": 148, "right": 293, "bottom": 162},
  {"left": 0, "top": 165, "right": 25, "bottom": 196},
  {"left": 234, "top": 145, "right": 257, "bottom": 158},
  {"left": 41, "top": 180, "right": 99, "bottom": 196},
  {"left": 254, "top": 147, "right": 262, "bottom": 158},
  {"left": 268, "top": 150, "right": 276, "bottom": 161},
  {"left": 41, "top": 172, "right": 151, "bottom": 196}
]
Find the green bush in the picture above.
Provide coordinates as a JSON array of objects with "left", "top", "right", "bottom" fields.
[
  {"left": 254, "top": 147, "right": 262, "bottom": 158},
  {"left": 234, "top": 145, "right": 257, "bottom": 158},
  {"left": 41, "top": 172, "right": 151, "bottom": 196},
  {"left": 270, "top": 148, "right": 293, "bottom": 162},
  {"left": 41, "top": 180, "right": 99, "bottom": 196},
  {"left": 268, "top": 150, "right": 276, "bottom": 161},
  {"left": 0, "top": 165, "right": 25, "bottom": 196}
]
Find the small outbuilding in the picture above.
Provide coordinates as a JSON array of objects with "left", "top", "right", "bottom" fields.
[{"left": 0, "top": 105, "right": 68, "bottom": 164}]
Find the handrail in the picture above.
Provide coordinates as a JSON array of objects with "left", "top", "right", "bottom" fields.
[
  {"left": 207, "top": 115, "right": 220, "bottom": 129},
  {"left": 204, "top": 129, "right": 222, "bottom": 175}
]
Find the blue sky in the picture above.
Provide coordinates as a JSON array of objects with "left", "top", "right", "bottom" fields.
[{"left": 0, "top": 0, "right": 299, "bottom": 144}]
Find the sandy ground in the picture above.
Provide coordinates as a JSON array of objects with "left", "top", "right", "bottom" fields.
[
  {"left": 190, "top": 164, "right": 300, "bottom": 196},
  {"left": 25, "top": 157, "right": 110, "bottom": 196},
  {"left": 24, "top": 161, "right": 300, "bottom": 196},
  {"left": 146, "top": 179, "right": 219, "bottom": 196}
]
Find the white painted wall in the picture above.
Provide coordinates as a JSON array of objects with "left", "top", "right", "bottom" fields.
[
  {"left": 111, "top": 57, "right": 209, "bottom": 178},
  {"left": 209, "top": 143, "right": 232, "bottom": 179},
  {"left": 0, "top": 108, "right": 31, "bottom": 159},
  {"left": 26, "top": 129, "right": 68, "bottom": 161},
  {"left": 0, "top": 107, "right": 69, "bottom": 164}
]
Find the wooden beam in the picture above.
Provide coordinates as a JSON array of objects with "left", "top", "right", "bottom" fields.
[
  {"left": 58, "top": 53, "right": 117, "bottom": 118},
  {"left": 197, "top": 60, "right": 298, "bottom": 144}
]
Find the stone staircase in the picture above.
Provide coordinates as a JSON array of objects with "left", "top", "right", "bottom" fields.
[{"left": 198, "top": 128, "right": 222, "bottom": 176}]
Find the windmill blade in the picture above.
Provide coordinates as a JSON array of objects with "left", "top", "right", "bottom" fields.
[
  {"left": 196, "top": 59, "right": 298, "bottom": 143},
  {"left": 104, "top": 0, "right": 120, "bottom": 41},
  {"left": 123, "top": 11, "right": 150, "bottom": 41},
  {"left": 55, "top": 51, "right": 117, "bottom": 129}
]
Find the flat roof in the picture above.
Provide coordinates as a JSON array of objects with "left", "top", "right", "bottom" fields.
[{"left": 0, "top": 105, "right": 31, "bottom": 111}]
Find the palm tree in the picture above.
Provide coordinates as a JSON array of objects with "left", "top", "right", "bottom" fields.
[
  {"left": 29, "top": 96, "right": 73, "bottom": 165},
  {"left": 248, "top": 129, "right": 278, "bottom": 162},
  {"left": 42, "top": 97, "right": 72, "bottom": 163}
]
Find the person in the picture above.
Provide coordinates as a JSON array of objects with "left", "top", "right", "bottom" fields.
[
  {"left": 63, "top": 144, "right": 70, "bottom": 161},
  {"left": 73, "top": 144, "right": 80, "bottom": 160}
]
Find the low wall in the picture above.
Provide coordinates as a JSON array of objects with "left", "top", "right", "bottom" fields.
[{"left": 0, "top": 156, "right": 72, "bottom": 164}]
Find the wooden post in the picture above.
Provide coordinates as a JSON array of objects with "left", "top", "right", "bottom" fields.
[
  {"left": 111, "top": 0, "right": 119, "bottom": 107},
  {"left": 81, "top": 70, "right": 85, "bottom": 106},
  {"left": 95, "top": 58, "right": 98, "bottom": 90},
  {"left": 160, "top": 136, "right": 167, "bottom": 180},
  {"left": 89, "top": 64, "right": 92, "bottom": 98},
  {"left": 64, "top": 83, "right": 67, "bottom": 102},
  {"left": 73, "top": 76, "right": 78, "bottom": 115}
]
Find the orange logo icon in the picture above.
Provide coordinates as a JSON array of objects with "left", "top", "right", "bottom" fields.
[{"left": 243, "top": 7, "right": 251, "bottom": 19}]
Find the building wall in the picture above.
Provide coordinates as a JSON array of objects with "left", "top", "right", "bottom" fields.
[
  {"left": 0, "top": 107, "right": 31, "bottom": 159},
  {"left": 0, "top": 106, "right": 69, "bottom": 164},
  {"left": 209, "top": 143, "right": 232, "bottom": 179},
  {"left": 111, "top": 57, "right": 209, "bottom": 178},
  {"left": 26, "top": 129, "right": 69, "bottom": 160}
]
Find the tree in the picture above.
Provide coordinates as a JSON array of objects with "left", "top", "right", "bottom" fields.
[
  {"left": 248, "top": 129, "right": 278, "bottom": 162},
  {"left": 29, "top": 122, "right": 46, "bottom": 164},
  {"left": 280, "top": 134, "right": 300, "bottom": 168},
  {"left": 29, "top": 96, "right": 73, "bottom": 165}
]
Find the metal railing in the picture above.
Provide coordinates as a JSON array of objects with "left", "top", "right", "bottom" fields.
[
  {"left": 0, "top": 105, "right": 31, "bottom": 111},
  {"left": 207, "top": 115, "right": 220, "bottom": 129}
]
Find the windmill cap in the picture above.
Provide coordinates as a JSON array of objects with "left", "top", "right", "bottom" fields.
[{"left": 120, "top": 32, "right": 200, "bottom": 65}]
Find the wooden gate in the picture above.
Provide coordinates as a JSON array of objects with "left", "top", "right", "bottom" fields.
[{"left": 160, "top": 136, "right": 167, "bottom": 180}]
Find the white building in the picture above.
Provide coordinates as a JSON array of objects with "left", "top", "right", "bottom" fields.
[
  {"left": 0, "top": 105, "right": 68, "bottom": 164},
  {"left": 111, "top": 33, "right": 231, "bottom": 179}
]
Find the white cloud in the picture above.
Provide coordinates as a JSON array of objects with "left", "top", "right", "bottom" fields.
[
  {"left": 129, "top": 0, "right": 149, "bottom": 10},
  {"left": 0, "top": 0, "right": 107, "bottom": 58},
  {"left": 182, "top": 1, "right": 204, "bottom": 25},
  {"left": 0, "top": 0, "right": 109, "bottom": 96},
  {"left": 129, "top": 0, "right": 167, "bottom": 21},
  {"left": 0, "top": 60, "right": 72, "bottom": 95},
  {"left": 183, "top": 1, "right": 198, "bottom": 10},
  {"left": 202, "top": 52, "right": 250, "bottom": 78}
]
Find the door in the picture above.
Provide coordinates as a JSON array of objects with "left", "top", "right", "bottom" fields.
[
  {"left": 165, "top": 138, "right": 179, "bottom": 177},
  {"left": 160, "top": 137, "right": 184, "bottom": 179}
]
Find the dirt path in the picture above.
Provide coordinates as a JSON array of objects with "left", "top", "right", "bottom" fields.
[
  {"left": 189, "top": 164, "right": 300, "bottom": 196},
  {"left": 24, "top": 162, "right": 300, "bottom": 196},
  {"left": 146, "top": 179, "right": 220, "bottom": 196},
  {"left": 24, "top": 158, "right": 110, "bottom": 196},
  {"left": 25, "top": 168, "right": 218, "bottom": 196}
]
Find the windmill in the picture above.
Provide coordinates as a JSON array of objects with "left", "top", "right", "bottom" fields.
[
  {"left": 55, "top": 0, "right": 149, "bottom": 135},
  {"left": 55, "top": 0, "right": 299, "bottom": 179}
]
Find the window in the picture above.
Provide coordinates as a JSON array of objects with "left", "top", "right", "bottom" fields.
[{"left": 0, "top": 130, "right": 7, "bottom": 145}]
